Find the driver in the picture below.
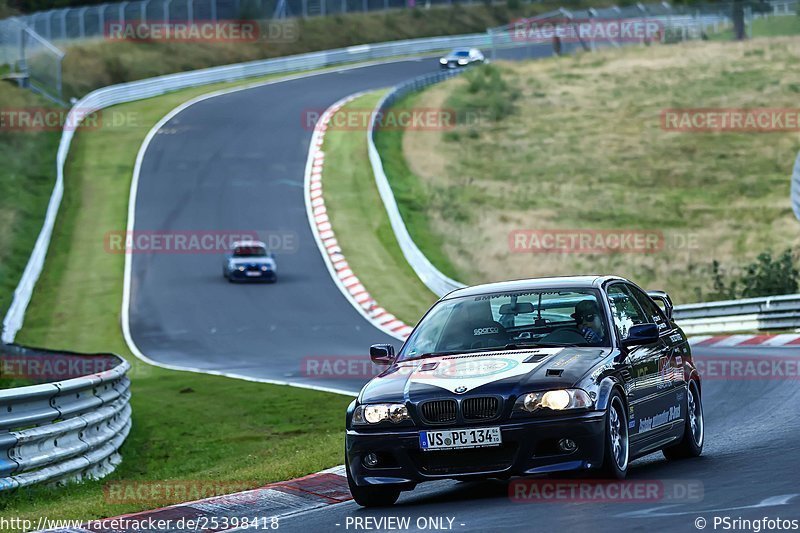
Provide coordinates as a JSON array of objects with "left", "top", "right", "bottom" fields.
[{"left": 572, "top": 300, "right": 605, "bottom": 345}]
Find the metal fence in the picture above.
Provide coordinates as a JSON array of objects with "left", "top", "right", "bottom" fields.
[
  {"left": 6, "top": 0, "right": 486, "bottom": 45},
  {"left": 487, "top": 1, "right": 798, "bottom": 58},
  {"left": 0, "top": 344, "right": 131, "bottom": 490}
]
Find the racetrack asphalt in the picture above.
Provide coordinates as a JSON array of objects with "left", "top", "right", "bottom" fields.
[
  {"left": 128, "top": 46, "right": 559, "bottom": 393},
  {"left": 128, "top": 58, "right": 440, "bottom": 393}
]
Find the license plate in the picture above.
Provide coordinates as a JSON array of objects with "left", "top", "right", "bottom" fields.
[
  {"left": 245, "top": 271, "right": 261, "bottom": 277},
  {"left": 419, "top": 427, "right": 501, "bottom": 451}
]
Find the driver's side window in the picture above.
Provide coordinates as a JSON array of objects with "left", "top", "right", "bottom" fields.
[{"left": 606, "top": 284, "right": 646, "bottom": 340}]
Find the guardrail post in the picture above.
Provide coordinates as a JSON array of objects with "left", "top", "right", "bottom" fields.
[
  {"left": 211, "top": 0, "right": 217, "bottom": 22},
  {"left": 98, "top": 5, "right": 106, "bottom": 38},
  {"left": 56, "top": 54, "right": 63, "bottom": 99},
  {"left": 60, "top": 10, "right": 68, "bottom": 40},
  {"left": 187, "top": 0, "right": 194, "bottom": 25},
  {"left": 118, "top": 2, "right": 128, "bottom": 28}
]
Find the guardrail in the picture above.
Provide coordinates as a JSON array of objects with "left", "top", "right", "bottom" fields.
[
  {"left": 0, "top": 344, "right": 131, "bottom": 490},
  {"left": 1, "top": 33, "right": 495, "bottom": 344},
  {"left": 367, "top": 69, "right": 467, "bottom": 298},
  {"left": 673, "top": 294, "right": 800, "bottom": 334}
]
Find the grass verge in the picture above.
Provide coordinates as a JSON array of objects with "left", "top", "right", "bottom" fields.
[
  {"left": 0, "top": 83, "right": 60, "bottom": 325},
  {"left": 1, "top": 71, "right": 355, "bottom": 522},
  {"left": 395, "top": 39, "right": 800, "bottom": 303},
  {"left": 372, "top": 93, "right": 464, "bottom": 284},
  {"left": 321, "top": 92, "right": 437, "bottom": 324}
]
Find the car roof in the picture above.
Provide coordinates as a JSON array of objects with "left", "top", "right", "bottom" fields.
[
  {"left": 442, "top": 275, "right": 628, "bottom": 300},
  {"left": 231, "top": 240, "right": 267, "bottom": 248}
]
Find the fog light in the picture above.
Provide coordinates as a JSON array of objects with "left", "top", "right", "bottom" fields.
[
  {"left": 558, "top": 439, "right": 577, "bottom": 453},
  {"left": 363, "top": 452, "right": 379, "bottom": 468}
]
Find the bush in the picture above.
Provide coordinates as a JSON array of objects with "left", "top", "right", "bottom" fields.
[
  {"left": 706, "top": 249, "right": 799, "bottom": 300},
  {"left": 445, "top": 64, "right": 520, "bottom": 132}
]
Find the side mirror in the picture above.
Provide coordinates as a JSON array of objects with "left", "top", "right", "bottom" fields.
[
  {"left": 370, "top": 344, "right": 397, "bottom": 365},
  {"left": 647, "top": 290, "right": 673, "bottom": 320},
  {"left": 621, "top": 323, "right": 660, "bottom": 348}
]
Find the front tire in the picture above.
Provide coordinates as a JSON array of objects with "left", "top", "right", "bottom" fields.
[
  {"left": 663, "top": 380, "right": 704, "bottom": 460},
  {"left": 598, "top": 390, "right": 629, "bottom": 479},
  {"left": 346, "top": 462, "right": 400, "bottom": 507}
]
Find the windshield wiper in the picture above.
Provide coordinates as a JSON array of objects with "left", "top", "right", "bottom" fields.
[
  {"left": 502, "top": 342, "right": 571, "bottom": 349},
  {"left": 401, "top": 350, "right": 463, "bottom": 362}
]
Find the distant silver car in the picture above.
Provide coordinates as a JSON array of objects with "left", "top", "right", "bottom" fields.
[
  {"left": 439, "top": 48, "right": 485, "bottom": 69},
  {"left": 223, "top": 240, "right": 277, "bottom": 283}
]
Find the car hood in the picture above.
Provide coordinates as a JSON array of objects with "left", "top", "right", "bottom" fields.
[{"left": 359, "top": 347, "right": 612, "bottom": 404}]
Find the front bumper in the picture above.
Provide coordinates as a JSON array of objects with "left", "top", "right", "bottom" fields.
[
  {"left": 346, "top": 411, "right": 606, "bottom": 488},
  {"left": 228, "top": 269, "right": 276, "bottom": 281}
]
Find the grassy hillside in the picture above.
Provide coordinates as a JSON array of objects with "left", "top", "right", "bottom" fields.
[{"left": 392, "top": 38, "right": 800, "bottom": 303}]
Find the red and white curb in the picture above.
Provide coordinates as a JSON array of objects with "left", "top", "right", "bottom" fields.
[
  {"left": 41, "top": 467, "right": 350, "bottom": 532},
  {"left": 689, "top": 334, "right": 800, "bottom": 348},
  {"left": 304, "top": 93, "right": 414, "bottom": 341}
]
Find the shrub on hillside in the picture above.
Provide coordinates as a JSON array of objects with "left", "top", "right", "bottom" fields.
[{"left": 704, "top": 249, "right": 799, "bottom": 300}]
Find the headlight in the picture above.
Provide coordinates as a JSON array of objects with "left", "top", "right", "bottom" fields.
[
  {"left": 439, "top": 58, "right": 447, "bottom": 64},
  {"left": 515, "top": 389, "right": 592, "bottom": 414},
  {"left": 458, "top": 59, "right": 468, "bottom": 65},
  {"left": 261, "top": 265, "right": 269, "bottom": 271},
  {"left": 353, "top": 403, "right": 410, "bottom": 425},
  {"left": 237, "top": 266, "right": 245, "bottom": 271}
]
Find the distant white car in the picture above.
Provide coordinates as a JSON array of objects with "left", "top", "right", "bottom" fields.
[{"left": 439, "top": 48, "right": 485, "bottom": 69}]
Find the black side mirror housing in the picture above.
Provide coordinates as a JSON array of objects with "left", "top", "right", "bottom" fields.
[
  {"left": 621, "top": 323, "right": 660, "bottom": 348},
  {"left": 370, "top": 344, "right": 397, "bottom": 365}
]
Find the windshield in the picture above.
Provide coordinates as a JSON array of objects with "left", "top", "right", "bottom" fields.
[
  {"left": 233, "top": 245, "right": 268, "bottom": 257},
  {"left": 400, "top": 288, "right": 610, "bottom": 359},
  {"left": 452, "top": 50, "right": 470, "bottom": 57}
]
